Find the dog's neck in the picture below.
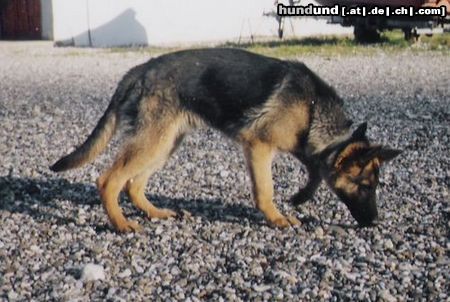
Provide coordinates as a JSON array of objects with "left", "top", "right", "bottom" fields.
[{"left": 302, "top": 98, "right": 353, "bottom": 159}]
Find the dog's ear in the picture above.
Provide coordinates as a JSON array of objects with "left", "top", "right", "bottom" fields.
[
  {"left": 352, "top": 122, "right": 367, "bottom": 140},
  {"left": 374, "top": 147, "right": 402, "bottom": 163},
  {"left": 361, "top": 146, "right": 402, "bottom": 165}
]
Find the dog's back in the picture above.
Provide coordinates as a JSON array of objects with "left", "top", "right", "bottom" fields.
[{"left": 125, "top": 48, "right": 346, "bottom": 138}]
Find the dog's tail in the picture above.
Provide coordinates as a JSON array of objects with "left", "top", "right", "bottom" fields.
[
  {"left": 50, "top": 102, "right": 118, "bottom": 172},
  {"left": 49, "top": 72, "right": 140, "bottom": 172}
]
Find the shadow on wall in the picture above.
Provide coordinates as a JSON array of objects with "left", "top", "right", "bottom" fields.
[{"left": 55, "top": 8, "right": 147, "bottom": 47}]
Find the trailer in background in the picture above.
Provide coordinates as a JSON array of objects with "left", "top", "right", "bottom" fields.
[{"left": 315, "top": 0, "right": 450, "bottom": 42}]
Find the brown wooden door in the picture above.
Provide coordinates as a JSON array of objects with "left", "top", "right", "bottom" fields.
[{"left": 0, "top": 0, "right": 41, "bottom": 39}]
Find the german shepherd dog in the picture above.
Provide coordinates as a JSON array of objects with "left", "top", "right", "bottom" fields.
[{"left": 51, "top": 48, "right": 401, "bottom": 232}]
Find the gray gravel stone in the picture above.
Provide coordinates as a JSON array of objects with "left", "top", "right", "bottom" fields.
[
  {"left": 80, "top": 263, "right": 106, "bottom": 282},
  {"left": 0, "top": 41, "right": 448, "bottom": 301}
]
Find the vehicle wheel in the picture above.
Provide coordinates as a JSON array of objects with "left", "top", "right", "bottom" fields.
[
  {"left": 354, "top": 25, "right": 381, "bottom": 43},
  {"left": 403, "top": 28, "right": 419, "bottom": 42}
]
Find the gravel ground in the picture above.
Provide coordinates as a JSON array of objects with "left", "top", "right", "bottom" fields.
[{"left": 0, "top": 41, "right": 448, "bottom": 301}]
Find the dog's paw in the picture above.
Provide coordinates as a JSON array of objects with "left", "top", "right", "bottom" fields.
[
  {"left": 147, "top": 208, "right": 177, "bottom": 220},
  {"left": 115, "top": 220, "right": 142, "bottom": 233},
  {"left": 286, "top": 215, "right": 301, "bottom": 226},
  {"left": 269, "top": 215, "right": 291, "bottom": 228},
  {"left": 269, "top": 214, "right": 301, "bottom": 228}
]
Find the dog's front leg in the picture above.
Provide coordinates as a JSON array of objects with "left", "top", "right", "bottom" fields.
[
  {"left": 243, "top": 141, "right": 298, "bottom": 228},
  {"left": 290, "top": 163, "right": 322, "bottom": 206}
]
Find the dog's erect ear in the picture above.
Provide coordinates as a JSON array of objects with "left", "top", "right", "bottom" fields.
[
  {"left": 319, "top": 122, "right": 368, "bottom": 165},
  {"left": 375, "top": 147, "right": 402, "bottom": 163},
  {"left": 361, "top": 146, "right": 402, "bottom": 165},
  {"left": 352, "top": 122, "right": 367, "bottom": 140}
]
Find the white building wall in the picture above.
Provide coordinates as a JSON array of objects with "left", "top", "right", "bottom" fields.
[{"left": 52, "top": 0, "right": 352, "bottom": 47}]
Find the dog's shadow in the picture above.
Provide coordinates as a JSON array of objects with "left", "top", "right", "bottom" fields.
[
  {"left": 0, "top": 176, "right": 355, "bottom": 232},
  {"left": 0, "top": 175, "right": 268, "bottom": 230}
]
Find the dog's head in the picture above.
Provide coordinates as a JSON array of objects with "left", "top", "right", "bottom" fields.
[{"left": 323, "top": 123, "right": 401, "bottom": 227}]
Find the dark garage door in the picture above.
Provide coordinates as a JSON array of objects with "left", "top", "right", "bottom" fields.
[{"left": 0, "top": 0, "right": 41, "bottom": 39}]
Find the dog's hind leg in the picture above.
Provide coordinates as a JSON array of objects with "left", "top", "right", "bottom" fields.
[
  {"left": 97, "top": 117, "right": 183, "bottom": 232},
  {"left": 97, "top": 143, "right": 149, "bottom": 232},
  {"left": 125, "top": 163, "right": 177, "bottom": 220},
  {"left": 243, "top": 140, "right": 298, "bottom": 228}
]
